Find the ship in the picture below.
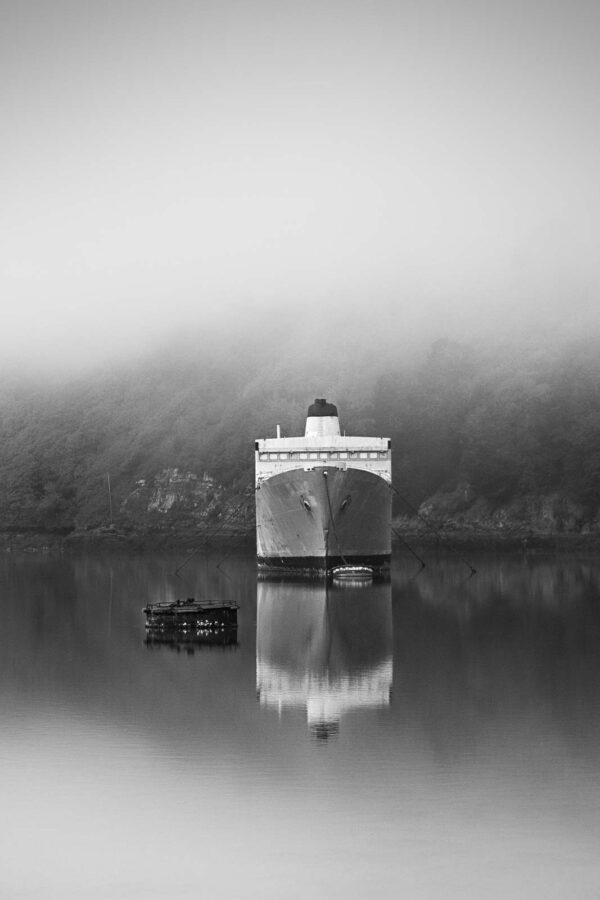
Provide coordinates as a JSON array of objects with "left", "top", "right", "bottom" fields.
[{"left": 255, "top": 398, "right": 391, "bottom": 574}]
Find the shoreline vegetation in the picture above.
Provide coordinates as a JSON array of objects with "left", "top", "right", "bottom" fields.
[{"left": 1, "top": 525, "right": 598, "bottom": 554}]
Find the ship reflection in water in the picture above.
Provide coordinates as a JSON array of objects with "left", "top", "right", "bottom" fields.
[{"left": 256, "top": 579, "right": 392, "bottom": 739}]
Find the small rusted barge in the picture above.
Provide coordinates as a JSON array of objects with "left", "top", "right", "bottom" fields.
[{"left": 143, "top": 597, "right": 239, "bottom": 633}]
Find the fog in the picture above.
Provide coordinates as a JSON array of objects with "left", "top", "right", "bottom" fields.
[{"left": 3, "top": 0, "right": 600, "bottom": 374}]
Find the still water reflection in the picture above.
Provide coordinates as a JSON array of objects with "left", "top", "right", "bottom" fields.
[
  {"left": 1, "top": 550, "right": 600, "bottom": 899},
  {"left": 257, "top": 580, "right": 392, "bottom": 739}
]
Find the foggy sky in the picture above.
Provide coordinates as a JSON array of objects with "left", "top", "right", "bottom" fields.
[{"left": 3, "top": 0, "right": 600, "bottom": 371}]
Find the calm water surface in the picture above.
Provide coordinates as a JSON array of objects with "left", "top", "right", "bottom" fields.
[{"left": 1, "top": 549, "right": 600, "bottom": 899}]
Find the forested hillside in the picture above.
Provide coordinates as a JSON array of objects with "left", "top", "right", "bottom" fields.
[{"left": 1, "top": 333, "right": 600, "bottom": 542}]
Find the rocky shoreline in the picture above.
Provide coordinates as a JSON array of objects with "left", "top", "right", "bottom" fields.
[{"left": 3, "top": 480, "right": 600, "bottom": 554}]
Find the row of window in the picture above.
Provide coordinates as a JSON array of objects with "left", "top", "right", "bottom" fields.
[{"left": 258, "top": 451, "right": 388, "bottom": 461}]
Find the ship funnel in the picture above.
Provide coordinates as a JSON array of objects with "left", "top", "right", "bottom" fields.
[{"left": 305, "top": 398, "right": 341, "bottom": 438}]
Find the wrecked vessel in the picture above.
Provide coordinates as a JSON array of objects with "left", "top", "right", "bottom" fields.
[{"left": 255, "top": 399, "right": 392, "bottom": 574}]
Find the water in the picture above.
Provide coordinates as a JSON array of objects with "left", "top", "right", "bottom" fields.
[{"left": 1, "top": 549, "right": 600, "bottom": 899}]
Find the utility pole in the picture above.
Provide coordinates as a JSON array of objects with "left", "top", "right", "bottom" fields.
[{"left": 107, "top": 473, "right": 114, "bottom": 526}]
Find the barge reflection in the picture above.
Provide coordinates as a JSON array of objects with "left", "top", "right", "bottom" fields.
[
  {"left": 145, "top": 630, "right": 238, "bottom": 652},
  {"left": 256, "top": 579, "right": 392, "bottom": 738}
]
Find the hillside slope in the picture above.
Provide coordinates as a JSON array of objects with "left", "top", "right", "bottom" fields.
[{"left": 1, "top": 335, "right": 600, "bottom": 544}]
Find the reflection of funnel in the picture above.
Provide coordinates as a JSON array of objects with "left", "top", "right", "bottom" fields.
[{"left": 256, "top": 580, "right": 392, "bottom": 734}]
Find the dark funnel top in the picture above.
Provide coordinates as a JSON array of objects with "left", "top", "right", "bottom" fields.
[{"left": 307, "top": 398, "right": 338, "bottom": 418}]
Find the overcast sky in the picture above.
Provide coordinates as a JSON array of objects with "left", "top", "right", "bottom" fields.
[{"left": 2, "top": 0, "right": 600, "bottom": 371}]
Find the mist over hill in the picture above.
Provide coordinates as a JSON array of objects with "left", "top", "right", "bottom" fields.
[
  {"left": 1, "top": 329, "right": 600, "bottom": 546},
  {"left": 4, "top": 0, "right": 600, "bottom": 549}
]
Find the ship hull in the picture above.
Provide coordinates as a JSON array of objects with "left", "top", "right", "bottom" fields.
[{"left": 256, "top": 466, "right": 391, "bottom": 573}]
